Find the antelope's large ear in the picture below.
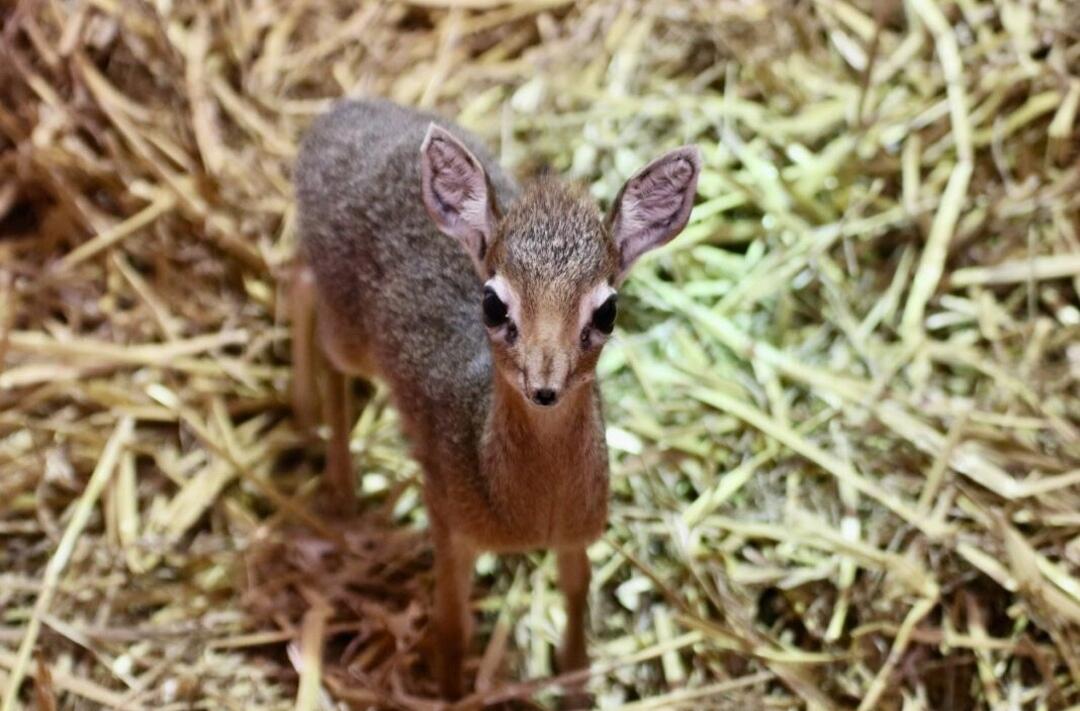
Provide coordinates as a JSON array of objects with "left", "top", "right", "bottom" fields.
[
  {"left": 420, "top": 123, "right": 498, "bottom": 274},
  {"left": 608, "top": 146, "right": 701, "bottom": 283}
]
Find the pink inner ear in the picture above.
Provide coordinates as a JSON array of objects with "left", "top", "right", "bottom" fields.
[
  {"left": 426, "top": 137, "right": 482, "bottom": 224},
  {"left": 613, "top": 148, "right": 700, "bottom": 276},
  {"left": 628, "top": 155, "right": 697, "bottom": 230},
  {"left": 420, "top": 125, "right": 495, "bottom": 275}
]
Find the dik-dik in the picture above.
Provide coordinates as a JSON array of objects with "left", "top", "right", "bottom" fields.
[{"left": 292, "top": 99, "right": 700, "bottom": 701}]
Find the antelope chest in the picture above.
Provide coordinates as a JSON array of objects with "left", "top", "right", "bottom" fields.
[{"left": 482, "top": 445, "right": 609, "bottom": 552}]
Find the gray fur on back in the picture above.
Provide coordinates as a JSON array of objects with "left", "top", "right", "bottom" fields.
[{"left": 294, "top": 99, "right": 520, "bottom": 474}]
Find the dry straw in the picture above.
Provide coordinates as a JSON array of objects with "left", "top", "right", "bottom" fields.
[{"left": 2, "top": 0, "right": 1079, "bottom": 709}]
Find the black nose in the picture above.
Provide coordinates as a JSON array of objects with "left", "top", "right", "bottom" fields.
[{"left": 532, "top": 388, "right": 557, "bottom": 406}]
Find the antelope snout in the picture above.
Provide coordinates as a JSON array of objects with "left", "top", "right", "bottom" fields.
[
  {"left": 523, "top": 346, "right": 568, "bottom": 407},
  {"left": 531, "top": 387, "right": 558, "bottom": 407}
]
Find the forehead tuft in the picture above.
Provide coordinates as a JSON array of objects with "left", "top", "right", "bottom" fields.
[{"left": 494, "top": 178, "right": 616, "bottom": 290}]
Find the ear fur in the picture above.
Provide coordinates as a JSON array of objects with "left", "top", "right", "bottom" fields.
[
  {"left": 608, "top": 146, "right": 701, "bottom": 282},
  {"left": 420, "top": 123, "right": 498, "bottom": 274}
]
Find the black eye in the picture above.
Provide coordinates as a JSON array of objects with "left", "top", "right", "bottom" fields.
[
  {"left": 482, "top": 287, "right": 508, "bottom": 327},
  {"left": 592, "top": 294, "right": 617, "bottom": 334}
]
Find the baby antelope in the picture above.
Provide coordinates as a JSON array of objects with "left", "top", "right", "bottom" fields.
[{"left": 292, "top": 99, "right": 700, "bottom": 701}]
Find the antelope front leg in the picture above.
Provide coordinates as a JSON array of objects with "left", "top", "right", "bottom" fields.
[
  {"left": 557, "top": 546, "right": 591, "bottom": 708},
  {"left": 432, "top": 522, "right": 477, "bottom": 699}
]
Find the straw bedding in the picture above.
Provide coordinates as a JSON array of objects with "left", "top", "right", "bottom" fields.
[{"left": 1, "top": 0, "right": 1079, "bottom": 708}]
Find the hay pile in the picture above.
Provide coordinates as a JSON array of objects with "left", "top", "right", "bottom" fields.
[{"left": 2, "top": 0, "right": 1079, "bottom": 708}]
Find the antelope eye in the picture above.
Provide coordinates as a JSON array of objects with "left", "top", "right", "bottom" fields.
[
  {"left": 482, "top": 287, "right": 508, "bottom": 327},
  {"left": 592, "top": 294, "right": 617, "bottom": 334}
]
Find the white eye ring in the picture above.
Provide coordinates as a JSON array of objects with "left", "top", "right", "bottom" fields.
[
  {"left": 577, "top": 282, "right": 617, "bottom": 334},
  {"left": 484, "top": 276, "right": 522, "bottom": 327}
]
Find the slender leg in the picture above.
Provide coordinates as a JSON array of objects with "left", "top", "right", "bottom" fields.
[
  {"left": 289, "top": 263, "right": 318, "bottom": 434},
  {"left": 557, "top": 546, "right": 591, "bottom": 709},
  {"left": 321, "top": 363, "right": 355, "bottom": 511},
  {"left": 431, "top": 521, "right": 476, "bottom": 699}
]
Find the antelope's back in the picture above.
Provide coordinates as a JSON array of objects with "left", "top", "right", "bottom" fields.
[{"left": 293, "top": 99, "right": 518, "bottom": 461}]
